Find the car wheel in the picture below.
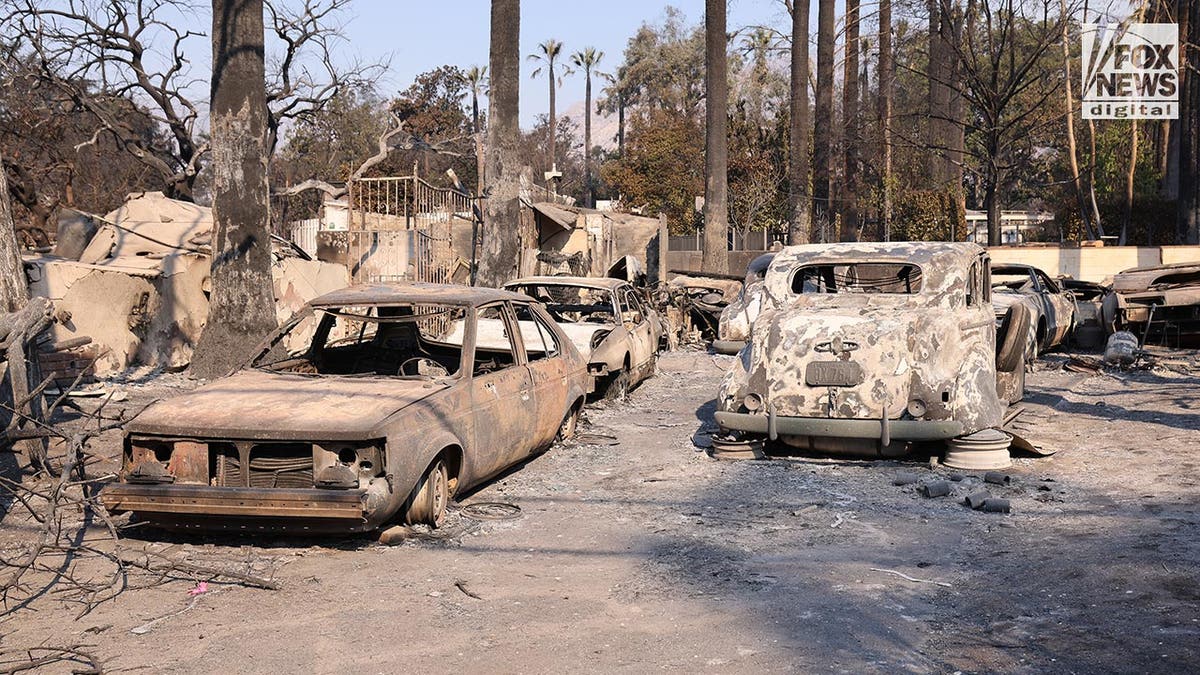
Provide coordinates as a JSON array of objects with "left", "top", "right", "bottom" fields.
[
  {"left": 405, "top": 458, "right": 449, "bottom": 528},
  {"left": 605, "top": 369, "right": 630, "bottom": 400},
  {"left": 556, "top": 405, "right": 581, "bottom": 442},
  {"left": 996, "top": 304, "right": 1032, "bottom": 373}
]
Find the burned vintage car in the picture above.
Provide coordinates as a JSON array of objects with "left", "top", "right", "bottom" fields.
[
  {"left": 664, "top": 273, "right": 744, "bottom": 342},
  {"left": 714, "top": 253, "right": 775, "bottom": 354},
  {"left": 990, "top": 263, "right": 1075, "bottom": 354},
  {"left": 715, "top": 242, "right": 1026, "bottom": 457},
  {"left": 101, "top": 283, "right": 589, "bottom": 532},
  {"left": 1101, "top": 262, "right": 1200, "bottom": 347},
  {"left": 504, "top": 277, "right": 661, "bottom": 398}
]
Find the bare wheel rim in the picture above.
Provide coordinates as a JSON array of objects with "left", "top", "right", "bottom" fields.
[{"left": 428, "top": 460, "right": 448, "bottom": 528}]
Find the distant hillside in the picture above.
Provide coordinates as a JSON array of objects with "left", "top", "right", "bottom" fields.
[{"left": 560, "top": 99, "right": 619, "bottom": 152}]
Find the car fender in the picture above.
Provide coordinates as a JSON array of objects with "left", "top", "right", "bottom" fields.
[{"left": 381, "top": 408, "right": 470, "bottom": 504}]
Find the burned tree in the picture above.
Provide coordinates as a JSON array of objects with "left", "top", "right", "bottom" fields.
[
  {"left": 813, "top": 0, "right": 835, "bottom": 240},
  {"left": 787, "top": 0, "right": 812, "bottom": 245},
  {"left": 702, "top": 0, "right": 730, "bottom": 275},
  {"left": 477, "top": 0, "right": 522, "bottom": 288},
  {"left": 4, "top": 0, "right": 377, "bottom": 204},
  {"left": 190, "top": 0, "right": 277, "bottom": 379}
]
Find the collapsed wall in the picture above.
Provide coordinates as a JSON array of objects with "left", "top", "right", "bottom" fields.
[{"left": 26, "top": 192, "right": 350, "bottom": 376}]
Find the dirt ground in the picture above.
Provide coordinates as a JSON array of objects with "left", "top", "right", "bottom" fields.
[{"left": 2, "top": 349, "right": 1199, "bottom": 673}]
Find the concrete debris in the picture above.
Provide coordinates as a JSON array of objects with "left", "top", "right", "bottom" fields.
[
  {"left": 920, "top": 481, "right": 953, "bottom": 498},
  {"left": 24, "top": 192, "right": 350, "bottom": 375},
  {"left": 984, "top": 471, "right": 1013, "bottom": 486}
]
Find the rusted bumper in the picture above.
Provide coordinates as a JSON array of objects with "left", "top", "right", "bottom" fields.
[
  {"left": 712, "top": 339, "right": 747, "bottom": 355},
  {"left": 101, "top": 483, "right": 369, "bottom": 527},
  {"left": 715, "top": 411, "right": 963, "bottom": 441}
]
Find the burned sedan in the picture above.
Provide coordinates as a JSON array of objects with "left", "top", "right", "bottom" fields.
[
  {"left": 714, "top": 253, "right": 775, "bottom": 354},
  {"left": 715, "top": 242, "right": 1025, "bottom": 458},
  {"left": 991, "top": 263, "right": 1075, "bottom": 354},
  {"left": 504, "top": 277, "right": 660, "bottom": 398},
  {"left": 101, "top": 283, "right": 589, "bottom": 532}
]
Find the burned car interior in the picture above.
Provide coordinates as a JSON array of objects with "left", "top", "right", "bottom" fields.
[
  {"left": 253, "top": 304, "right": 468, "bottom": 378},
  {"left": 791, "top": 263, "right": 924, "bottom": 294}
]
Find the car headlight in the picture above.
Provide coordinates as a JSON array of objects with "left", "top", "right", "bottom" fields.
[{"left": 591, "top": 329, "right": 612, "bottom": 349}]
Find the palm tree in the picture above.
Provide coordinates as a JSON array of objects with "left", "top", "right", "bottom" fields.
[
  {"left": 464, "top": 65, "right": 488, "bottom": 195},
  {"left": 702, "top": 0, "right": 729, "bottom": 275},
  {"left": 479, "top": 0, "right": 521, "bottom": 287},
  {"left": 598, "top": 67, "right": 628, "bottom": 156},
  {"left": 528, "top": 39, "right": 572, "bottom": 173},
  {"left": 787, "top": 0, "right": 811, "bottom": 245},
  {"left": 571, "top": 47, "right": 604, "bottom": 208}
]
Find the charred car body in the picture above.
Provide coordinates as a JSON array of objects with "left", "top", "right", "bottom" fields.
[
  {"left": 714, "top": 253, "right": 775, "bottom": 355},
  {"left": 664, "top": 273, "right": 744, "bottom": 341},
  {"left": 1101, "top": 262, "right": 1200, "bottom": 347},
  {"left": 101, "top": 283, "right": 589, "bottom": 532},
  {"left": 504, "top": 277, "right": 661, "bottom": 398},
  {"left": 716, "top": 243, "right": 1024, "bottom": 457},
  {"left": 990, "top": 263, "right": 1075, "bottom": 354}
]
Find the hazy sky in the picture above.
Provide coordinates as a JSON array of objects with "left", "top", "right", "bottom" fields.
[{"left": 337, "top": 1, "right": 792, "bottom": 126}]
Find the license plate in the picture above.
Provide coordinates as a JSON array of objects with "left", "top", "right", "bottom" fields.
[{"left": 805, "top": 361, "right": 864, "bottom": 387}]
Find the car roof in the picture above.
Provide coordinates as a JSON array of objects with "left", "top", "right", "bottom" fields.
[
  {"left": 992, "top": 263, "right": 1038, "bottom": 272},
  {"left": 505, "top": 276, "right": 627, "bottom": 291},
  {"left": 310, "top": 282, "right": 532, "bottom": 308}
]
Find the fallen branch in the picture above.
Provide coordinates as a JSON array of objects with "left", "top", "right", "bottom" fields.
[{"left": 870, "top": 568, "right": 953, "bottom": 588}]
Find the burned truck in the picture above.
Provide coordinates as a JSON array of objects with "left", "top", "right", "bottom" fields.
[
  {"left": 715, "top": 242, "right": 1026, "bottom": 457},
  {"left": 101, "top": 283, "right": 589, "bottom": 532}
]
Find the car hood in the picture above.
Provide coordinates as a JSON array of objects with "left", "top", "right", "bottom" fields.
[
  {"left": 555, "top": 322, "right": 616, "bottom": 360},
  {"left": 127, "top": 370, "right": 447, "bottom": 441}
]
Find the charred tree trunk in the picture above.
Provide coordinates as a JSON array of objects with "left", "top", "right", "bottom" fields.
[
  {"left": 1122, "top": 120, "right": 1138, "bottom": 245},
  {"left": 1179, "top": 0, "right": 1199, "bottom": 244},
  {"left": 878, "top": 0, "right": 894, "bottom": 241},
  {"left": 813, "top": 0, "right": 835, "bottom": 241},
  {"left": 191, "top": 0, "right": 277, "bottom": 379},
  {"left": 472, "top": 90, "right": 485, "bottom": 197},
  {"left": 789, "top": 0, "right": 812, "bottom": 245},
  {"left": 478, "top": 0, "right": 522, "bottom": 287},
  {"left": 841, "top": 0, "right": 861, "bottom": 241},
  {"left": 0, "top": 155, "right": 28, "bottom": 313},
  {"left": 1059, "top": 0, "right": 1097, "bottom": 241},
  {"left": 702, "top": 0, "right": 729, "bottom": 275}
]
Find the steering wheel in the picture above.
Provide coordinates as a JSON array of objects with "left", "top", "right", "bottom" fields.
[{"left": 400, "top": 357, "right": 449, "bottom": 377}]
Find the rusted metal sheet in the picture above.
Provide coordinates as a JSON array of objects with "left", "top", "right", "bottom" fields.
[
  {"left": 717, "top": 242, "right": 1008, "bottom": 457},
  {"left": 102, "top": 283, "right": 591, "bottom": 533}
]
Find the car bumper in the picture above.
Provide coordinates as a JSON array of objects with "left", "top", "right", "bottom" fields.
[
  {"left": 712, "top": 339, "right": 747, "bottom": 355},
  {"left": 714, "top": 410, "right": 964, "bottom": 441},
  {"left": 101, "top": 483, "right": 372, "bottom": 531}
]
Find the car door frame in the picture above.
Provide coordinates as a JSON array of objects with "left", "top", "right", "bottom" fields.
[
  {"left": 466, "top": 301, "right": 538, "bottom": 482},
  {"left": 617, "top": 284, "right": 655, "bottom": 378}
]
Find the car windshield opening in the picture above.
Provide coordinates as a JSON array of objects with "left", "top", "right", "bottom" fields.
[
  {"left": 252, "top": 304, "right": 467, "bottom": 378},
  {"left": 509, "top": 284, "right": 615, "bottom": 324},
  {"left": 791, "top": 263, "right": 924, "bottom": 294},
  {"left": 991, "top": 268, "right": 1035, "bottom": 292}
]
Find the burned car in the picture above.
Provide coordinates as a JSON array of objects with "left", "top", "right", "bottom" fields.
[
  {"left": 101, "top": 283, "right": 589, "bottom": 532},
  {"left": 504, "top": 277, "right": 661, "bottom": 398},
  {"left": 1101, "top": 262, "right": 1200, "bottom": 347},
  {"left": 715, "top": 242, "right": 1026, "bottom": 457},
  {"left": 714, "top": 253, "right": 775, "bottom": 354},
  {"left": 664, "top": 273, "right": 743, "bottom": 341},
  {"left": 990, "top": 263, "right": 1076, "bottom": 354}
]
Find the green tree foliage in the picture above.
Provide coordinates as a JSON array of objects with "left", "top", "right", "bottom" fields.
[{"left": 602, "top": 109, "right": 704, "bottom": 232}]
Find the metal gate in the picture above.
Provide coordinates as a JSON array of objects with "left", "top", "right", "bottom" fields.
[{"left": 344, "top": 176, "right": 470, "bottom": 284}]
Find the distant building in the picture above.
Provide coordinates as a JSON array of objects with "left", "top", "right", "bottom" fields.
[{"left": 965, "top": 210, "right": 1054, "bottom": 244}]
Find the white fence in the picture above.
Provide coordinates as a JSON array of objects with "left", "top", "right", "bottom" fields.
[{"left": 289, "top": 219, "right": 320, "bottom": 257}]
